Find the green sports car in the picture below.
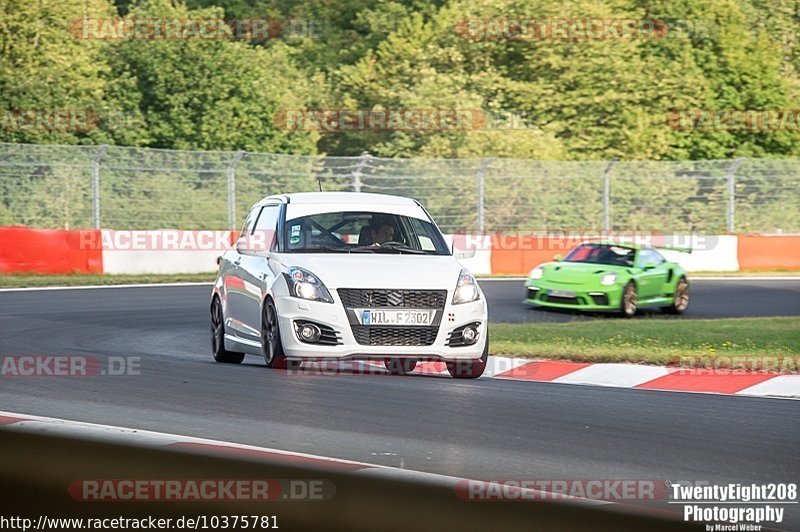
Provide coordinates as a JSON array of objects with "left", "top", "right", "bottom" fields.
[{"left": 524, "top": 241, "right": 690, "bottom": 317}]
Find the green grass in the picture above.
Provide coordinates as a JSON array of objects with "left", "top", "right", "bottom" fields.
[
  {"left": 490, "top": 317, "right": 800, "bottom": 370},
  {"left": 0, "top": 272, "right": 215, "bottom": 288}
]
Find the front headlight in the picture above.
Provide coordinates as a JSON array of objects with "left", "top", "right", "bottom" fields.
[
  {"left": 453, "top": 269, "right": 480, "bottom": 304},
  {"left": 529, "top": 267, "right": 544, "bottom": 280},
  {"left": 600, "top": 272, "right": 617, "bottom": 286},
  {"left": 283, "top": 267, "right": 334, "bottom": 303}
]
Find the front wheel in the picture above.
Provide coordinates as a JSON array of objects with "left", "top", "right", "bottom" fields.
[
  {"left": 210, "top": 297, "right": 244, "bottom": 364},
  {"left": 261, "top": 299, "right": 289, "bottom": 369},
  {"left": 620, "top": 281, "right": 638, "bottom": 318},
  {"left": 446, "top": 333, "right": 488, "bottom": 379},
  {"left": 663, "top": 277, "right": 690, "bottom": 315}
]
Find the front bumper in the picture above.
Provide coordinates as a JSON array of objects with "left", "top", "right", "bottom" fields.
[
  {"left": 524, "top": 279, "right": 624, "bottom": 311},
  {"left": 274, "top": 294, "right": 487, "bottom": 361}
]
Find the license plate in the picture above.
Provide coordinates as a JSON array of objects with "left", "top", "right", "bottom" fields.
[
  {"left": 360, "top": 309, "right": 435, "bottom": 326},
  {"left": 548, "top": 289, "right": 576, "bottom": 298}
]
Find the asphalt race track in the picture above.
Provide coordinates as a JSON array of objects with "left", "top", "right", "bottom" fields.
[
  {"left": 482, "top": 278, "right": 800, "bottom": 322},
  {"left": 0, "top": 280, "right": 798, "bottom": 525}
]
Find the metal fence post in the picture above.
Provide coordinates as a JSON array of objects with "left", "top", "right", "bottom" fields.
[
  {"left": 476, "top": 158, "right": 492, "bottom": 234},
  {"left": 227, "top": 151, "right": 245, "bottom": 230},
  {"left": 602, "top": 159, "right": 616, "bottom": 232},
  {"left": 726, "top": 158, "right": 744, "bottom": 233},
  {"left": 92, "top": 145, "right": 108, "bottom": 229},
  {"left": 351, "top": 151, "right": 371, "bottom": 193}
]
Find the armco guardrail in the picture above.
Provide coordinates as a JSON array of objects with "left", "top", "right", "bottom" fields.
[{"left": 0, "top": 414, "right": 697, "bottom": 531}]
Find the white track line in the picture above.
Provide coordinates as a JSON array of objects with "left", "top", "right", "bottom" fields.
[{"left": 0, "top": 282, "right": 213, "bottom": 292}]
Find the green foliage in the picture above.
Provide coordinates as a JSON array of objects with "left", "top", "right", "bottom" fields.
[{"left": 0, "top": 0, "right": 798, "bottom": 232}]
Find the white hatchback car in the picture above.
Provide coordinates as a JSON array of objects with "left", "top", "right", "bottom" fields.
[{"left": 210, "top": 192, "right": 488, "bottom": 378}]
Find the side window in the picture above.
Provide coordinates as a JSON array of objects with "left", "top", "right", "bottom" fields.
[
  {"left": 406, "top": 217, "right": 437, "bottom": 251},
  {"left": 253, "top": 205, "right": 281, "bottom": 251},
  {"left": 639, "top": 249, "right": 664, "bottom": 267},
  {"left": 239, "top": 207, "right": 261, "bottom": 239}
]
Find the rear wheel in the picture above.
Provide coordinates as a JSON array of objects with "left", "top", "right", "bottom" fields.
[
  {"left": 620, "top": 281, "right": 638, "bottom": 318},
  {"left": 210, "top": 297, "right": 244, "bottom": 364},
  {"left": 261, "top": 299, "right": 289, "bottom": 369},
  {"left": 663, "top": 277, "right": 690, "bottom": 315},
  {"left": 384, "top": 358, "right": 417, "bottom": 375},
  {"left": 446, "top": 333, "right": 488, "bottom": 379}
]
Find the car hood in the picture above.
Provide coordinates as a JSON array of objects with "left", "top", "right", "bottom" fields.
[
  {"left": 275, "top": 253, "right": 466, "bottom": 290},
  {"left": 538, "top": 261, "right": 632, "bottom": 285}
]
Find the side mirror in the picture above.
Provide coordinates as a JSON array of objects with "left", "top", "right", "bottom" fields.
[
  {"left": 643, "top": 260, "right": 657, "bottom": 270},
  {"left": 451, "top": 239, "right": 476, "bottom": 260},
  {"left": 553, "top": 254, "right": 563, "bottom": 262},
  {"left": 235, "top": 236, "right": 269, "bottom": 256},
  {"left": 453, "top": 249, "right": 476, "bottom": 260}
]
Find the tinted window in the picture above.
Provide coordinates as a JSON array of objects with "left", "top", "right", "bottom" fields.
[
  {"left": 239, "top": 207, "right": 260, "bottom": 238},
  {"left": 638, "top": 249, "right": 665, "bottom": 268},
  {"left": 283, "top": 211, "right": 449, "bottom": 255},
  {"left": 254, "top": 204, "right": 281, "bottom": 251},
  {"left": 564, "top": 243, "right": 635, "bottom": 267}
]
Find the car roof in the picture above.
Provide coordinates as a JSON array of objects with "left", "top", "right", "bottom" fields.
[
  {"left": 581, "top": 240, "right": 644, "bottom": 251},
  {"left": 256, "top": 192, "right": 420, "bottom": 207}
]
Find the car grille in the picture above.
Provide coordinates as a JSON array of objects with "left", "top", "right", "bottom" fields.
[
  {"left": 338, "top": 288, "right": 445, "bottom": 346},
  {"left": 337, "top": 289, "right": 446, "bottom": 309},
  {"left": 543, "top": 295, "right": 580, "bottom": 305},
  {"left": 352, "top": 326, "right": 438, "bottom": 346}
]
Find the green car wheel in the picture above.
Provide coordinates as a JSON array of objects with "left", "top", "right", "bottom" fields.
[{"left": 621, "top": 281, "right": 637, "bottom": 318}]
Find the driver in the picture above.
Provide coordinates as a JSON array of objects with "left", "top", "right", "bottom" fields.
[{"left": 370, "top": 221, "right": 395, "bottom": 246}]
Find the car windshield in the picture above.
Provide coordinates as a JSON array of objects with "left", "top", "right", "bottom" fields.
[
  {"left": 283, "top": 211, "right": 450, "bottom": 255},
  {"left": 564, "top": 243, "right": 635, "bottom": 267}
]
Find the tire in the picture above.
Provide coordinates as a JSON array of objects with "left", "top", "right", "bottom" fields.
[
  {"left": 446, "top": 332, "right": 489, "bottom": 379},
  {"left": 620, "top": 281, "right": 638, "bottom": 318},
  {"left": 384, "top": 358, "right": 417, "bottom": 375},
  {"left": 663, "top": 276, "right": 690, "bottom": 315},
  {"left": 261, "top": 299, "right": 289, "bottom": 369},
  {"left": 210, "top": 297, "right": 245, "bottom": 364}
]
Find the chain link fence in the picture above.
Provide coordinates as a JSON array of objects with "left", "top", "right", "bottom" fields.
[{"left": 0, "top": 142, "right": 798, "bottom": 234}]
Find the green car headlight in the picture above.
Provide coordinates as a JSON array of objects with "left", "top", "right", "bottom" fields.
[
  {"left": 530, "top": 267, "right": 544, "bottom": 280},
  {"left": 600, "top": 272, "right": 617, "bottom": 286}
]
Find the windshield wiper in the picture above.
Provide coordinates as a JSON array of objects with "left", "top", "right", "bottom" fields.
[
  {"left": 289, "top": 245, "right": 352, "bottom": 253},
  {"left": 352, "top": 243, "right": 425, "bottom": 254}
]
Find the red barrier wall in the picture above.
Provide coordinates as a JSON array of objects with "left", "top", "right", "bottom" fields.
[
  {"left": 489, "top": 235, "right": 585, "bottom": 275},
  {"left": 737, "top": 235, "right": 800, "bottom": 270},
  {"left": 0, "top": 227, "right": 103, "bottom": 274}
]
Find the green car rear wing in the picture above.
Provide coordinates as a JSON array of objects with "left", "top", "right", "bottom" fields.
[{"left": 654, "top": 244, "right": 693, "bottom": 254}]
